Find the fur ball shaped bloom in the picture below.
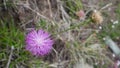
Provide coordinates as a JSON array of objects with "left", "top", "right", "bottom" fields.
[{"left": 25, "top": 29, "right": 54, "bottom": 56}]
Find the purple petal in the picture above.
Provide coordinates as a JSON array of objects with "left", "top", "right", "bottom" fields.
[{"left": 25, "top": 29, "right": 54, "bottom": 56}]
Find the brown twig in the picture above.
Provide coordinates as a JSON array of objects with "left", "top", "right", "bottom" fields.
[
  {"left": 6, "top": 46, "right": 14, "bottom": 68},
  {"left": 47, "top": 0, "right": 53, "bottom": 18}
]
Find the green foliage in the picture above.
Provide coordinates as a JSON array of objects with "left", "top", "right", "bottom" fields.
[
  {"left": 98, "top": 21, "right": 120, "bottom": 39},
  {"left": 63, "top": 0, "right": 83, "bottom": 18},
  {"left": 0, "top": 19, "right": 24, "bottom": 48},
  {"left": 116, "top": 4, "right": 120, "bottom": 18},
  {"left": 0, "top": 19, "right": 30, "bottom": 67},
  {"left": 0, "top": 0, "right": 15, "bottom": 8},
  {"left": 37, "top": 19, "right": 58, "bottom": 35},
  {"left": 37, "top": 19, "right": 47, "bottom": 29},
  {"left": 98, "top": 5, "right": 120, "bottom": 40}
]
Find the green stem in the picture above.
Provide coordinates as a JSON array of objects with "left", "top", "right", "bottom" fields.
[{"left": 52, "top": 19, "right": 91, "bottom": 36}]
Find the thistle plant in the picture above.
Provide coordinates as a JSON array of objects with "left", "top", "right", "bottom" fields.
[{"left": 25, "top": 29, "right": 54, "bottom": 56}]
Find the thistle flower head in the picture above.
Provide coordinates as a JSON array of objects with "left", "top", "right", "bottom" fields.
[
  {"left": 25, "top": 29, "right": 54, "bottom": 56},
  {"left": 76, "top": 10, "right": 85, "bottom": 19}
]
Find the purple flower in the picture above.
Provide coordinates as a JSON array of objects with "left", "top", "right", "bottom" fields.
[{"left": 25, "top": 29, "right": 54, "bottom": 56}]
